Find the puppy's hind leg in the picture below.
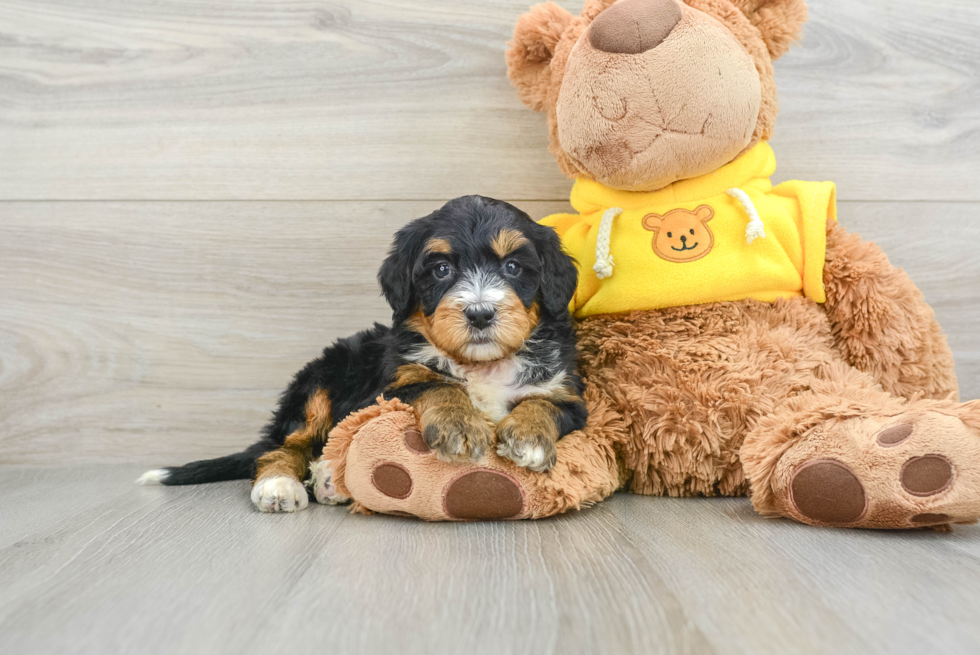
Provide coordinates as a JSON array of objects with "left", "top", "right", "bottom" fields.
[
  {"left": 251, "top": 443, "right": 312, "bottom": 513},
  {"left": 252, "top": 390, "right": 334, "bottom": 513}
]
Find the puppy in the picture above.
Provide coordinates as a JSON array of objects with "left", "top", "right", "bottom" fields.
[{"left": 140, "top": 196, "right": 586, "bottom": 512}]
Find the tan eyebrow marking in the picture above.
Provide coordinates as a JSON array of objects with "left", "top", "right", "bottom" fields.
[
  {"left": 491, "top": 229, "right": 529, "bottom": 258},
  {"left": 424, "top": 238, "right": 452, "bottom": 255}
]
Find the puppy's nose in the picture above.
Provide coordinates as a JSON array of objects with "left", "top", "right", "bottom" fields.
[
  {"left": 680, "top": 234, "right": 687, "bottom": 243},
  {"left": 589, "top": 0, "right": 682, "bottom": 55},
  {"left": 464, "top": 306, "right": 496, "bottom": 330}
]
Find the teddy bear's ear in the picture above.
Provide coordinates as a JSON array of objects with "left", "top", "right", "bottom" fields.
[
  {"left": 730, "top": 0, "right": 808, "bottom": 60},
  {"left": 506, "top": 2, "right": 576, "bottom": 112},
  {"left": 694, "top": 205, "right": 714, "bottom": 222},
  {"left": 642, "top": 213, "right": 663, "bottom": 231}
]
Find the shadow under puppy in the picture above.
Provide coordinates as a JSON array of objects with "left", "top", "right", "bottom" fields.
[{"left": 140, "top": 196, "right": 586, "bottom": 512}]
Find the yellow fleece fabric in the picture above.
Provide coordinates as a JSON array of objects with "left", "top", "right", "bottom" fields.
[{"left": 540, "top": 142, "right": 837, "bottom": 318}]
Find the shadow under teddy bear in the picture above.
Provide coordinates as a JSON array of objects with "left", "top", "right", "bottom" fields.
[{"left": 317, "top": 0, "right": 980, "bottom": 529}]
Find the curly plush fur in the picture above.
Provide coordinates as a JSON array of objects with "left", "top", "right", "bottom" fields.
[{"left": 315, "top": 0, "right": 980, "bottom": 528}]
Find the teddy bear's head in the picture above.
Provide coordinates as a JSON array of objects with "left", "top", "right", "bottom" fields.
[{"left": 506, "top": 0, "right": 807, "bottom": 192}]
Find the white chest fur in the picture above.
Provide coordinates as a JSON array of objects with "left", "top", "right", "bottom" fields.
[
  {"left": 461, "top": 359, "right": 528, "bottom": 424},
  {"left": 409, "top": 347, "right": 564, "bottom": 424}
]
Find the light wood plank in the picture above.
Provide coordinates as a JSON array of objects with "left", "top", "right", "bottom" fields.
[
  {"left": 1, "top": 465, "right": 978, "bottom": 654},
  {"left": 0, "top": 465, "right": 708, "bottom": 655},
  {"left": 1, "top": 0, "right": 979, "bottom": 201},
  {"left": 1, "top": 200, "right": 977, "bottom": 465},
  {"left": 609, "top": 494, "right": 980, "bottom": 654}
]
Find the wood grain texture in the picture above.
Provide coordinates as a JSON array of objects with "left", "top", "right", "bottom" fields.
[
  {"left": 0, "top": 200, "right": 977, "bottom": 465},
  {"left": 1, "top": 0, "right": 979, "bottom": 201},
  {"left": 0, "top": 464, "right": 978, "bottom": 655}
]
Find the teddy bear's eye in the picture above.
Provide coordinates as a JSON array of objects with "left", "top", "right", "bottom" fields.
[
  {"left": 690, "top": 229, "right": 695, "bottom": 235},
  {"left": 667, "top": 232, "right": 672, "bottom": 238}
]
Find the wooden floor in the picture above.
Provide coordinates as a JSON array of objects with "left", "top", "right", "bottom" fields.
[
  {"left": 1, "top": 465, "right": 979, "bottom": 655},
  {"left": 3, "top": 0, "right": 980, "bottom": 652}
]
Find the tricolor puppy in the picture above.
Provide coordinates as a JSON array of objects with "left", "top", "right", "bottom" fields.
[{"left": 140, "top": 196, "right": 586, "bottom": 512}]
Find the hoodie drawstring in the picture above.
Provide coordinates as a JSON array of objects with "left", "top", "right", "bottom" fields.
[{"left": 593, "top": 206, "right": 623, "bottom": 279}]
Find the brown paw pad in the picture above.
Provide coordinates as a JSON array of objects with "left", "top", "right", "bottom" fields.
[
  {"left": 877, "top": 423, "right": 914, "bottom": 447},
  {"left": 443, "top": 469, "right": 525, "bottom": 521},
  {"left": 371, "top": 462, "right": 413, "bottom": 499},
  {"left": 790, "top": 459, "right": 868, "bottom": 525},
  {"left": 403, "top": 427, "right": 430, "bottom": 454},
  {"left": 911, "top": 513, "right": 951, "bottom": 525},
  {"left": 900, "top": 455, "right": 953, "bottom": 497}
]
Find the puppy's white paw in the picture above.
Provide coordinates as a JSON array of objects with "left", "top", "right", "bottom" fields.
[
  {"left": 251, "top": 476, "right": 309, "bottom": 513},
  {"left": 497, "top": 441, "right": 552, "bottom": 473},
  {"left": 307, "top": 460, "right": 351, "bottom": 506}
]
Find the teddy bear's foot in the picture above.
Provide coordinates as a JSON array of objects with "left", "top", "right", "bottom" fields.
[
  {"left": 765, "top": 402, "right": 980, "bottom": 529},
  {"left": 319, "top": 396, "right": 623, "bottom": 521},
  {"left": 323, "top": 404, "right": 529, "bottom": 520},
  {"left": 349, "top": 423, "right": 527, "bottom": 521}
]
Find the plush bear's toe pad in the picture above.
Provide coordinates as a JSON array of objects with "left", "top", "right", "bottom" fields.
[
  {"left": 911, "top": 512, "right": 951, "bottom": 525},
  {"left": 790, "top": 459, "right": 868, "bottom": 525},
  {"left": 900, "top": 455, "right": 953, "bottom": 496},
  {"left": 372, "top": 463, "right": 413, "bottom": 499},
  {"left": 443, "top": 469, "right": 525, "bottom": 520}
]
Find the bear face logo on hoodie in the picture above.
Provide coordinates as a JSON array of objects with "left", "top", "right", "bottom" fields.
[{"left": 642, "top": 205, "right": 715, "bottom": 263}]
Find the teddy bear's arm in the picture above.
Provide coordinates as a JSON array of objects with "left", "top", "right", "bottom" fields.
[{"left": 821, "top": 220, "right": 958, "bottom": 401}]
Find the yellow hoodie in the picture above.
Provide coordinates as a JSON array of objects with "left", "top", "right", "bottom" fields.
[{"left": 540, "top": 142, "right": 837, "bottom": 318}]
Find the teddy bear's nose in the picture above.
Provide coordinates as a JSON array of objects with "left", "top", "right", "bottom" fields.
[{"left": 589, "top": 0, "right": 683, "bottom": 55}]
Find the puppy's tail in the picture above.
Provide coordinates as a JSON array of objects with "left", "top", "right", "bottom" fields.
[{"left": 137, "top": 441, "right": 273, "bottom": 486}]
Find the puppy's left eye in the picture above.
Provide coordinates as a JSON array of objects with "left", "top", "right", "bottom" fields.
[
  {"left": 433, "top": 263, "right": 453, "bottom": 279},
  {"left": 503, "top": 260, "right": 521, "bottom": 276}
]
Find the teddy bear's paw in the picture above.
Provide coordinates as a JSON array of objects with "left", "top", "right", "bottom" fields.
[
  {"left": 251, "top": 476, "right": 309, "bottom": 513},
  {"left": 342, "top": 419, "right": 530, "bottom": 521},
  {"left": 783, "top": 409, "right": 980, "bottom": 529},
  {"left": 307, "top": 459, "right": 351, "bottom": 506}
]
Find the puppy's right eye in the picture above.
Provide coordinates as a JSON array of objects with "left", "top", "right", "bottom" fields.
[{"left": 433, "top": 262, "right": 453, "bottom": 280}]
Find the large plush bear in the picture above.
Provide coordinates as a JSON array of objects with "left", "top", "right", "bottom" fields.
[{"left": 317, "top": 0, "right": 980, "bottom": 529}]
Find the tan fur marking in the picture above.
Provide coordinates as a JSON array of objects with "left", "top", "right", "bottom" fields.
[
  {"left": 425, "top": 238, "right": 452, "bottom": 255},
  {"left": 538, "top": 384, "right": 583, "bottom": 407},
  {"left": 392, "top": 364, "right": 444, "bottom": 389},
  {"left": 497, "top": 396, "right": 563, "bottom": 471},
  {"left": 413, "top": 385, "right": 494, "bottom": 462},
  {"left": 506, "top": 398, "right": 561, "bottom": 440},
  {"left": 491, "top": 229, "right": 529, "bottom": 258},
  {"left": 304, "top": 389, "right": 333, "bottom": 436},
  {"left": 255, "top": 389, "right": 333, "bottom": 482},
  {"left": 255, "top": 443, "right": 309, "bottom": 481}
]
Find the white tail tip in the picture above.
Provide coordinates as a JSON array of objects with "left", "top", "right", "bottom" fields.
[{"left": 136, "top": 469, "right": 169, "bottom": 485}]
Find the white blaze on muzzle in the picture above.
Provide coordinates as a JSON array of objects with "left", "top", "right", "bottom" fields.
[{"left": 451, "top": 269, "right": 509, "bottom": 314}]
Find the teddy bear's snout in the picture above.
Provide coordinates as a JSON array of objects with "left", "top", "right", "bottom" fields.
[{"left": 589, "top": 0, "right": 682, "bottom": 55}]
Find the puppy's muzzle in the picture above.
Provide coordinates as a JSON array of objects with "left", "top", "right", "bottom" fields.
[{"left": 464, "top": 305, "right": 496, "bottom": 330}]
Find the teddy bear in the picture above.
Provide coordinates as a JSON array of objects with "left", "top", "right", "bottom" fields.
[{"left": 316, "top": 0, "right": 980, "bottom": 529}]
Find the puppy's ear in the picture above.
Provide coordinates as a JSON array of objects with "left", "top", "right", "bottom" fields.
[
  {"left": 534, "top": 224, "right": 578, "bottom": 317},
  {"left": 378, "top": 221, "right": 426, "bottom": 322},
  {"left": 730, "top": 0, "right": 808, "bottom": 60},
  {"left": 506, "top": 2, "right": 575, "bottom": 112}
]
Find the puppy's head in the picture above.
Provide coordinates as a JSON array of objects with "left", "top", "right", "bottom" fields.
[{"left": 379, "top": 196, "right": 577, "bottom": 363}]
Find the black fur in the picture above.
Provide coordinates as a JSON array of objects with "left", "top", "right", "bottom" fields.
[{"left": 154, "top": 195, "right": 585, "bottom": 485}]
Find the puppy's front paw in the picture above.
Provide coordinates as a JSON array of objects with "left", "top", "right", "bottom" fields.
[
  {"left": 420, "top": 406, "right": 493, "bottom": 463},
  {"left": 251, "top": 476, "right": 309, "bottom": 513},
  {"left": 307, "top": 459, "right": 351, "bottom": 506},
  {"left": 496, "top": 417, "right": 558, "bottom": 473}
]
